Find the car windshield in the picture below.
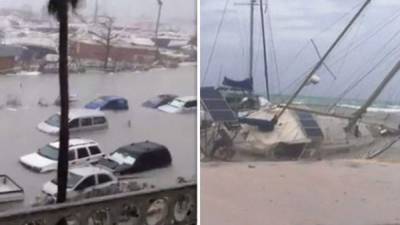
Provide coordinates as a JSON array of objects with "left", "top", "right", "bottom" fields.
[
  {"left": 109, "top": 151, "right": 136, "bottom": 165},
  {"left": 45, "top": 114, "right": 60, "bottom": 127},
  {"left": 38, "top": 144, "right": 59, "bottom": 160},
  {"left": 169, "top": 99, "right": 185, "bottom": 108},
  {"left": 52, "top": 172, "right": 83, "bottom": 188},
  {"left": 89, "top": 98, "right": 106, "bottom": 105}
]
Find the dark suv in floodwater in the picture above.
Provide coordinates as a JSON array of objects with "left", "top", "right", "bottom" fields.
[{"left": 97, "top": 141, "right": 172, "bottom": 175}]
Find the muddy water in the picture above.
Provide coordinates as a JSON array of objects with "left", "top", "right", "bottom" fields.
[{"left": 0, "top": 65, "right": 197, "bottom": 208}]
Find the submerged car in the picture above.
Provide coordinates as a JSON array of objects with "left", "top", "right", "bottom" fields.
[
  {"left": 42, "top": 166, "right": 117, "bottom": 200},
  {"left": 19, "top": 139, "right": 105, "bottom": 173},
  {"left": 84, "top": 96, "right": 129, "bottom": 111},
  {"left": 37, "top": 109, "right": 108, "bottom": 135},
  {"left": 142, "top": 94, "right": 177, "bottom": 108},
  {"left": 97, "top": 141, "right": 172, "bottom": 175},
  {"left": 158, "top": 96, "right": 197, "bottom": 113}
]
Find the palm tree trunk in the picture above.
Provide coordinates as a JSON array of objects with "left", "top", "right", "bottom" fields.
[{"left": 56, "top": 0, "right": 70, "bottom": 204}]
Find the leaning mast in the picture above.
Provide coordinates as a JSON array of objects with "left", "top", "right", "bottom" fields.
[{"left": 274, "top": 0, "right": 371, "bottom": 121}]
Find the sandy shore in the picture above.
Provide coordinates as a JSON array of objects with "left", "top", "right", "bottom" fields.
[{"left": 201, "top": 159, "right": 400, "bottom": 225}]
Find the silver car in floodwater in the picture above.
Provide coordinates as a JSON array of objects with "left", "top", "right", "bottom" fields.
[
  {"left": 42, "top": 166, "right": 117, "bottom": 200},
  {"left": 19, "top": 139, "right": 105, "bottom": 173},
  {"left": 37, "top": 109, "right": 108, "bottom": 135}
]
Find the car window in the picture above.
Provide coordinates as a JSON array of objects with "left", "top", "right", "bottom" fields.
[
  {"left": 81, "top": 118, "right": 92, "bottom": 126},
  {"left": 69, "top": 119, "right": 79, "bottom": 128},
  {"left": 75, "top": 175, "right": 95, "bottom": 191},
  {"left": 93, "top": 117, "right": 106, "bottom": 125},
  {"left": 89, "top": 146, "right": 101, "bottom": 155},
  {"left": 68, "top": 150, "right": 76, "bottom": 161},
  {"left": 77, "top": 148, "right": 89, "bottom": 159},
  {"left": 98, "top": 174, "right": 112, "bottom": 184},
  {"left": 184, "top": 100, "right": 197, "bottom": 108}
]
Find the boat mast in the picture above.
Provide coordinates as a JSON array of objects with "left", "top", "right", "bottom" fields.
[
  {"left": 259, "top": 0, "right": 269, "bottom": 100},
  {"left": 345, "top": 59, "right": 400, "bottom": 131},
  {"left": 274, "top": 0, "right": 371, "bottom": 121},
  {"left": 249, "top": 0, "right": 255, "bottom": 90}
]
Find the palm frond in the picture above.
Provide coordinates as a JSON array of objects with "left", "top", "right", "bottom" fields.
[{"left": 48, "top": 0, "right": 80, "bottom": 21}]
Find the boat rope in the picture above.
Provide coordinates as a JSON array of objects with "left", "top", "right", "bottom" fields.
[{"left": 202, "top": 0, "right": 231, "bottom": 85}]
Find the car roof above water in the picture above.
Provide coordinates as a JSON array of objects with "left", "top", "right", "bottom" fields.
[
  {"left": 117, "top": 141, "right": 168, "bottom": 155},
  {"left": 56, "top": 109, "right": 105, "bottom": 119},
  {"left": 70, "top": 166, "right": 112, "bottom": 177},
  {"left": 174, "top": 96, "right": 196, "bottom": 102},
  {"left": 48, "top": 138, "right": 99, "bottom": 149}
]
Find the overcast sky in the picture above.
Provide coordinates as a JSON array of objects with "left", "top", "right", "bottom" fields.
[
  {"left": 1, "top": 0, "right": 196, "bottom": 30},
  {"left": 201, "top": 0, "right": 400, "bottom": 103}
]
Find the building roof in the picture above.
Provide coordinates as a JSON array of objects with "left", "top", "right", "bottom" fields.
[{"left": 0, "top": 44, "right": 24, "bottom": 57}]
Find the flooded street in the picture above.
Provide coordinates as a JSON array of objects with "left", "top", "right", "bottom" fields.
[{"left": 0, "top": 65, "right": 196, "bottom": 207}]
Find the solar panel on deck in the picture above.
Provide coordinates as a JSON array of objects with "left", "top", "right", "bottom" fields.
[
  {"left": 299, "top": 119, "right": 319, "bottom": 128},
  {"left": 203, "top": 100, "right": 231, "bottom": 110},
  {"left": 201, "top": 86, "right": 238, "bottom": 122},
  {"left": 295, "top": 111, "right": 323, "bottom": 139},
  {"left": 297, "top": 111, "right": 313, "bottom": 119},
  {"left": 207, "top": 110, "right": 237, "bottom": 121},
  {"left": 201, "top": 87, "right": 223, "bottom": 99},
  {"left": 304, "top": 128, "right": 323, "bottom": 138}
]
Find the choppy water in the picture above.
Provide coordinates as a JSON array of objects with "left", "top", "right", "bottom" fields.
[{"left": 0, "top": 65, "right": 197, "bottom": 209}]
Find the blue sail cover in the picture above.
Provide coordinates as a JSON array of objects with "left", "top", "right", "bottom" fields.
[{"left": 222, "top": 77, "right": 253, "bottom": 91}]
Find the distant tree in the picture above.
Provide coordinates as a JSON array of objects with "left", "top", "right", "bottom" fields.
[
  {"left": 47, "top": 0, "right": 80, "bottom": 208},
  {"left": 89, "top": 16, "right": 119, "bottom": 70}
]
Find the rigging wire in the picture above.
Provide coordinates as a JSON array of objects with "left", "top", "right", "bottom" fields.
[
  {"left": 327, "top": 8, "right": 400, "bottom": 66},
  {"left": 265, "top": 0, "right": 281, "bottom": 97},
  {"left": 234, "top": 8, "right": 248, "bottom": 78},
  {"left": 202, "top": 0, "right": 231, "bottom": 85},
  {"left": 328, "top": 29, "right": 400, "bottom": 111},
  {"left": 283, "top": 7, "right": 400, "bottom": 96},
  {"left": 281, "top": 1, "right": 365, "bottom": 93}
]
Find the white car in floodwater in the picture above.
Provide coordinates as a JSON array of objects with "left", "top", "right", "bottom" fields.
[
  {"left": 158, "top": 96, "right": 197, "bottom": 113},
  {"left": 37, "top": 109, "right": 108, "bottom": 135},
  {"left": 19, "top": 139, "right": 105, "bottom": 173},
  {"left": 42, "top": 166, "right": 117, "bottom": 200}
]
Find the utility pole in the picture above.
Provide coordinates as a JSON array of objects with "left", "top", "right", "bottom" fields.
[{"left": 274, "top": 0, "right": 371, "bottom": 121}]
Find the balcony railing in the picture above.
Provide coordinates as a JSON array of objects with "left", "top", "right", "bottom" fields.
[{"left": 0, "top": 182, "right": 196, "bottom": 225}]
